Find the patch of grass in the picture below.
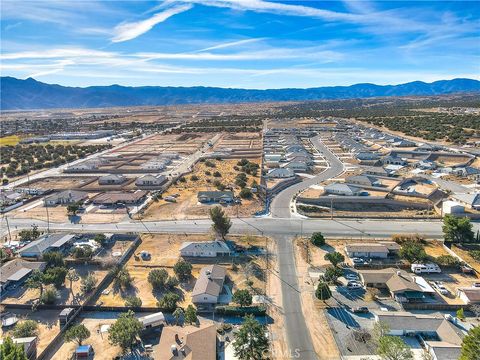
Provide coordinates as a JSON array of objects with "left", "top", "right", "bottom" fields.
[{"left": 0, "top": 135, "right": 20, "bottom": 146}]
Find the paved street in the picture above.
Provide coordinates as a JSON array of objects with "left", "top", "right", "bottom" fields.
[{"left": 270, "top": 136, "right": 344, "bottom": 218}]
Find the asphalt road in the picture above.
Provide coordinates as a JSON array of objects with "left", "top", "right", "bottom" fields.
[{"left": 270, "top": 136, "right": 344, "bottom": 218}]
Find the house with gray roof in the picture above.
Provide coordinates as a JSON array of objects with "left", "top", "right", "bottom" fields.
[
  {"left": 359, "top": 268, "right": 435, "bottom": 303},
  {"left": 267, "top": 168, "right": 295, "bottom": 179},
  {"left": 18, "top": 233, "right": 76, "bottom": 258},
  {"left": 197, "top": 191, "right": 234, "bottom": 204},
  {"left": 373, "top": 311, "right": 464, "bottom": 360},
  {"left": 282, "top": 161, "right": 309, "bottom": 172},
  {"left": 135, "top": 174, "right": 167, "bottom": 187},
  {"left": 192, "top": 265, "right": 227, "bottom": 304},
  {"left": 0, "top": 259, "right": 46, "bottom": 293},
  {"left": 180, "top": 241, "right": 231, "bottom": 258},
  {"left": 98, "top": 174, "right": 127, "bottom": 185},
  {"left": 345, "top": 242, "right": 400, "bottom": 259},
  {"left": 324, "top": 183, "right": 364, "bottom": 196},
  {"left": 43, "top": 190, "right": 88, "bottom": 207},
  {"left": 451, "top": 193, "right": 480, "bottom": 210},
  {"left": 345, "top": 175, "right": 380, "bottom": 187}
]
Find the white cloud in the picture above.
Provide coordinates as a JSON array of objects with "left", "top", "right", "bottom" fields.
[
  {"left": 111, "top": 4, "right": 193, "bottom": 43},
  {"left": 194, "top": 38, "right": 267, "bottom": 52}
]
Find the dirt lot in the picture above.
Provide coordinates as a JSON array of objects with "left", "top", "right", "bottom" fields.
[
  {"left": 97, "top": 234, "right": 268, "bottom": 307},
  {"left": 51, "top": 313, "right": 122, "bottom": 360},
  {"left": 140, "top": 158, "right": 263, "bottom": 220},
  {"left": 22, "top": 176, "right": 97, "bottom": 190},
  {"left": 11, "top": 201, "right": 127, "bottom": 224},
  {"left": 0, "top": 309, "right": 61, "bottom": 355}
]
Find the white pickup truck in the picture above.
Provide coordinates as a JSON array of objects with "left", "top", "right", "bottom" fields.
[{"left": 411, "top": 263, "right": 441, "bottom": 274}]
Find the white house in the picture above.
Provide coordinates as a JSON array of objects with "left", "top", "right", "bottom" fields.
[
  {"left": 345, "top": 175, "right": 380, "bottom": 187},
  {"left": 98, "top": 174, "right": 127, "bottom": 185},
  {"left": 180, "top": 241, "right": 231, "bottom": 258},
  {"left": 442, "top": 200, "right": 464, "bottom": 215},
  {"left": 267, "top": 168, "right": 295, "bottom": 179},
  {"left": 135, "top": 174, "right": 167, "bottom": 187},
  {"left": 282, "top": 161, "right": 308, "bottom": 172},
  {"left": 324, "top": 183, "right": 363, "bottom": 196},
  {"left": 192, "top": 265, "right": 226, "bottom": 304},
  {"left": 345, "top": 242, "right": 400, "bottom": 259}
]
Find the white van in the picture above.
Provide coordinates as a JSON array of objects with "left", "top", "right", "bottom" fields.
[{"left": 411, "top": 263, "right": 441, "bottom": 274}]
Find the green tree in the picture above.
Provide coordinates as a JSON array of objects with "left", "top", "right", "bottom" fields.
[
  {"left": 377, "top": 336, "right": 413, "bottom": 360},
  {"left": 457, "top": 308, "right": 465, "bottom": 321},
  {"left": 148, "top": 269, "right": 168, "bottom": 289},
  {"left": 0, "top": 337, "right": 28, "bottom": 360},
  {"left": 324, "top": 252, "right": 345, "bottom": 267},
  {"left": 399, "top": 241, "right": 427, "bottom": 263},
  {"left": 172, "top": 308, "right": 184, "bottom": 325},
  {"left": 209, "top": 206, "right": 232, "bottom": 240},
  {"left": 323, "top": 266, "right": 343, "bottom": 284},
  {"left": 166, "top": 276, "right": 179, "bottom": 289},
  {"left": 40, "top": 287, "right": 58, "bottom": 304},
  {"left": 460, "top": 326, "right": 480, "bottom": 360},
  {"left": 233, "top": 315, "right": 269, "bottom": 360},
  {"left": 173, "top": 260, "right": 192, "bottom": 281},
  {"left": 184, "top": 305, "right": 197, "bottom": 325},
  {"left": 80, "top": 273, "right": 97, "bottom": 294},
  {"left": 310, "top": 232, "right": 325, "bottom": 247},
  {"left": 239, "top": 188, "right": 253, "bottom": 199},
  {"left": 93, "top": 234, "right": 107, "bottom": 246},
  {"left": 25, "top": 270, "right": 45, "bottom": 299},
  {"left": 13, "top": 320, "right": 38, "bottom": 338},
  {"left": 157, "top": 292, "right": 180, "bottom": 312},
  {"left": 315, "top": 281, "right": 332, "bottom": 301},
  {"left": 233, "top": 289, "right": 253, "bottom": 307},
  {"left": 42, "top": 251, "right": 65, "bottom": 268},
  {"left": 64, "top": 324, "right": 90, "bottom": 346},
  {"left": 43, "top": 267, "right": 67, "bottom": 288},
  {"left": 108, "top": 311, "right": 142, "bottom": 353},
  {"left": 372, "top": 321, "right": 390, "bottom": 344},
  {"left": 114, "top": 268, "right": 133, "bottom": 289},
  {"left": 443, "top": 215, "right": 475, "bottom": 243},
  {"left": 125, "top": 296, "right": 142, "bottom": 307},
  {"left": 67, "top": 203, "right": 79, "bottom": 215}
]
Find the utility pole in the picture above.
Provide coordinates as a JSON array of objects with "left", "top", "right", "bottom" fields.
[
  {"left": 5, "top": 216, "right": 12, "bottom": 245},
  {"left": 45, "top": 203, "right": 50, "bottom": 234}
]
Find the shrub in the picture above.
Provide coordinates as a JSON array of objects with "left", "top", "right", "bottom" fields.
[
  {"left": 179, "top": 177, "right": 186, "bottom": 183},
  {"left": 125, "top": 296, "right": 142, "bottom": 307},
  {"left": 233, "top": 289, "right": 253, "bottom": 307},
  {"left": 157, "top": 292, "right": 180, "bottom": 312},
  {"left": 148, "top": 269, "right": 168, "bottom": 289},
  {"left": 205, "top": 160, "right": 216, "bottom": 168},
  {"left": 173, "top": 260, "right": 192, "bottom": 281},
  {"left": 41, "top": 287, "right": 58, "bottom": 304},
  {"left": 13, "top": 320, "right": 38, "bottom": 338},
  {"left": 240, "top": 188, "right": 253, "bottom": 199},
  {"left": 435, "top": 255, "right": 461, "bottom": 267},
  {"left": 43, "top": 267, "right": 67, "bottom": 288},
  {"left": 81, "top": 274, "right": 97, "bottom": 293},
  {"left": 205, "top": 170, "right": 211, "bottom": 176},
  {"left": 213, "top": 171, "right": 222, "bottom": 177},
  {"left": 190, "top": 175, "right": 199, "bottom": 181},
  {"left": 310, "top": 232, "right": 325, "bottom": 247}
]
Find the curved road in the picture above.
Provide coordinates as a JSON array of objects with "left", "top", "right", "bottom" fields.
[{"left": 270, "top": 136, "right": 344, "bottom": 218}]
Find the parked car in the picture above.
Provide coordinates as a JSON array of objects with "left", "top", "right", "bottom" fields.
[
  {"left": 472, "top": 282, "right": 480, "bottom": 288},
  {"left": 352, "top": 307, "right": 369, "bottom": 314},
  {"left": 345, "top": 273, "right": 359, "bottom": 281},
  {"left": 347, "top": 281, "right": 363, "bottom": 290},
  {"left": 352, "top": 258, "right": 364, "bottom": 265},
  {"left": 432, "top": 281, "right": 448, "bottom": 295}
]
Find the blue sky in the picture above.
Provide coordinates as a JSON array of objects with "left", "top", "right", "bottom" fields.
[{"left": 1, "top": 0, "right": 479, "bottom": 88}]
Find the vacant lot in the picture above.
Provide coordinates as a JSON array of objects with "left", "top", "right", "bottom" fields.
[
  {"left": 0, "top": 135, "right": 20, "bottom": 146},
  {"left": 23, "top": 176, "right": 97, "bottom": 190},
  {"left": 140, "top": 158, "right": 263, "bottom": 220}
]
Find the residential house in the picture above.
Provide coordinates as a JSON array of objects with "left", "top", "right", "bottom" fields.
[
  {"left": 197, "top": 191, "right": 234, "bottom": 204},
  {"left": 180, "top": 241, "right": 231, "bottom": 258},
  {"left": 43, "top": 190, "right": 88, "bottom": 207},
  {"left": 98, "top": 174, "right": 127, "bottom": 185},
  {"left": 373, "top": 311, "right": 464, "bottom": 360},
  {"left": 457, "top": 287, "right": 480, "bottom": 304},
  {"left": 414, "top": 160, "right": 437, "bottom": 170},
  {"left": 0, "top": 259, "right": 46, "bottom": 293},
  {"left": 453, "top": 166, "right": 480, "bottom": 182},
  {"left": 359, "top": 268, "right": 435, "bottom": 302},
  {"left": 18, "top": 233, "right": 76, "bottom": 258},
  {"left": 192, "top": 264, "right": 226, "bottom": 304},
  {"left": 156, "top": 324, "right": 217, "bottom": 360},
  {"left": 345, "top": 242, "right": 400, "bottom": 259},
  {"left": 451, "top": 193, "right": 480, "bottom": 210},
  {"left": 391, "top": 139, "right": 416, "bottom": 147},
  {"left": 282, "top": 161, "right": 308, "bottom": 172},
  {"left": 135, "top": 174, "right": 167, "bottom": 187},
  {"left": 363, "top": 166, "right": 390, "bottom": 177},
  {"left": 92, "top": 191, "right": 147, "bottom": 206},
  {"left": 345, "top": 175, "right": 380, "bottom": 187},
  {"left": 355, "top": 151, "right": 380, "bottom": 161},
  {"left": 382, "top": 155, "right": 407, "bottom": 166},
  {"left": 267, "top": 168, "right": 295, "bottom": 179},
  {"left": 324, "top": 183, "right": 364, "bottom": 196},
  {"left": 442, "top": 200, "right": 465, "bottom": 215}
]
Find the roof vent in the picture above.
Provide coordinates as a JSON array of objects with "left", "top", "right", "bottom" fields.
[{"left": 171, "top": 344, "right": 177, "bottom": 354}]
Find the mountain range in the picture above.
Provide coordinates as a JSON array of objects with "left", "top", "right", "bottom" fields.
[{"left": 1, "top": 76, "right": 479, "bottom": 110}]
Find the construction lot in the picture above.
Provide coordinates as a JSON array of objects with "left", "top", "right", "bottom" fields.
[
  {"left": 97, "top": 233, "right": 268, "bottom": 308},
  {"left": 139, "top": 158, "right": 263, "bottom": 220}
]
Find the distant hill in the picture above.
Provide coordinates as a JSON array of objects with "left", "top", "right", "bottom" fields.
[{"left": 1, "top": 76, "right": 479, "bottom": 110}]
